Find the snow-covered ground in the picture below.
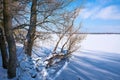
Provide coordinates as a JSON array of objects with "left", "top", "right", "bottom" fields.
[
  {"left": 81, "top": 34, "right": 120, "bottom": 53},
  {"left": 0, "top": 34, "right": 120, "bottom": 80},
  {"left": 56, "top": 34, "right": 120, "bottom": 80}
]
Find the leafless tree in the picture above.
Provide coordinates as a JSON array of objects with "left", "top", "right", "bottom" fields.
[
  {"left": 23, "top": 0, "right": 79, "bottom": 56},
  {"left": 0, "top": 0, "right": 86, "bottom": 79},
  {"left": 24, "top": 0, "right": 37, "bottom": 56},
  {"left": 3, "top": 0, "right": 17, "bottom": 78},
  {"left": 53, "top": 8, "right": 81, "bottom": 52},
  {"left": 45, "top": 8, "right": 87, "bottom": 68},
  {"left": 0, "top": 26, "right": 8, "bottom": 69},
  {"left": 0, "top": 0, "right": 8, "bottom": 71}
]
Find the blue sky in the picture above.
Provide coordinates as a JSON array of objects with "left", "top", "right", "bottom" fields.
[{"left": 73, "top": 0, "right": 120, "bottom": 33}]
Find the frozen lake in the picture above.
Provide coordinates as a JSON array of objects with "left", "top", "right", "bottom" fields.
[{"left": 56, "top": 34, "right": 120, "bottom": 80}]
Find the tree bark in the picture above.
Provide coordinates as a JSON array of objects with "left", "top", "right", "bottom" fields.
[
  {"left": 3, "top": 0, "right": 17, "bottom": 78},
  {"left": 0, "top": 28, "right": 8, "bottom": 69},
  {"left": 25, "top": 0, "right": 37, "bottom": 56}
]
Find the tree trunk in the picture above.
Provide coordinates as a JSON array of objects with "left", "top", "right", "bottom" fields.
[
  {"left": 25, "top": 0, "right": 37, "bottom": 56},
  {"left": 3, "top": 0, "right": 17, "bottom": 78},
  {"left": 53, "top": 34, "right": 65, "bottom": 52},
  {"left": 0, "top": 28, "right": 8, "bottom": 69},
  {"left": 53, "top": 37, "right": 61, "bottom": 52},
  {"left": 61, "top": 35, "right": 72, "bottom": 52}
]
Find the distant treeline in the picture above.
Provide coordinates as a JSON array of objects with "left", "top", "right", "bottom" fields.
[
  {"left": 77, "top": 33, "right": 120, "bottom": 34},
  {"left": 17, "top": 30, "right": 120, "bottom": 34},
  {"left": 37, "top": 32, "right": 120, "bottom": 34}
]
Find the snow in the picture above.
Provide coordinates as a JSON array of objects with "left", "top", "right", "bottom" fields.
[
  {"left": 0, "top": 34, "right": 120, "bottom": 80},
  {"left": 0, "top": 59, "right": 7, "bottom": 80},
  {"left": 81, "top": 34, "right": 120, "bottom": 53},
  {"left": 56, "top": 34, "right": 120, "bottom": 80}
]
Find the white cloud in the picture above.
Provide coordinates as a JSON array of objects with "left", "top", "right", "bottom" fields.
[
  {"left": 94, "top": 5, "right": 120, "bottom": 20},
  {"left": 80, "top": 5, "right": 120, "bottom": 20},
  {"left": 97, "top": 0, "right": 113, "bottom": 5},
  {"left": 81, "top": 7, "right": 99, "bottom": 19}
]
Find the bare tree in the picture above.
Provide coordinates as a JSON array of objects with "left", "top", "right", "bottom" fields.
[
  {"left": 0, "top": 0, "right": 86, "bottom": 78},
  {"left": 24, "top": 0, "right": 37, "bottom": 56},
  {"left": 0, "top": 26, "right": 8, "bottom": 69},
  {"left": 66, "top": 33, "right": 86, "bottom": 55},
  {"left": 45, "top": 8, "right": 86, "bottom": 68},
  {"left": 0, "top": 0, "right": 8, "bottom": 71},
  {"left": 3, "top": 0, "right": 17, "bottom": 78},
  {"left": 24, "top": 0, "right": 77, "bottom": 56},
  {"left": 53, "top": 26, "right": 72, "bottom": 52},
  {"left": 53, "top": 8, "right": 81, "bottom": 52}
]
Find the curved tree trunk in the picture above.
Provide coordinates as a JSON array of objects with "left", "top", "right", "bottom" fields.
[{"left": 3, "top": 0, "right": 17, "bottom": 78}]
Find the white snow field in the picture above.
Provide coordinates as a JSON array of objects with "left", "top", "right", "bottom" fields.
[
  {"left": 0, "top": 34, "right": 120, "bottom": 80},
  {"left": 56, "top": 34, "right": 120, "bottom": 80}
]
